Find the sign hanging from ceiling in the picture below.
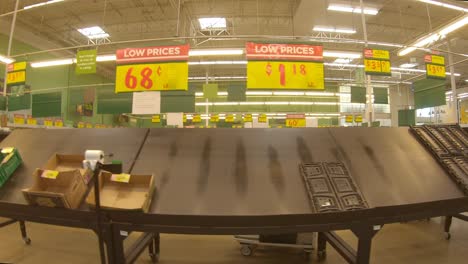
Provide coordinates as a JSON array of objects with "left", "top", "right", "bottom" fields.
[
  {"left": 363, "top": 48, "right": 391, "bottom": 76},
  {"left": 425, "top": 54, "right": 446, "bottom": 79},
  {"left": 286, "top": 114, "right": 306, "bottom": 127},
  {"left": 115, "top": 44, "right": 189, "bottom": 93},
  {"left": 6, "top": 62, "right": 27, "bottom": 86},
  {"left": 246, "top": 42, "right": 325, "bottom": 90},
  {"left": 76, "top": 49, "right": 97, "bottom": 75}
]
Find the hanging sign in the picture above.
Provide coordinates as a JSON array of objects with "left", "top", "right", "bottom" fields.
[
  {"left": 425, "top": 54, "right": 446, "bottom": 79},
  {"left": 363, "top": 49, "right": 391, "bottom": 76},
  {"left": 246, "top": 42, "right": 324, "bottom": 90},
  {"left": 115, "top": 44, "right": 189, "bottom": 93},
  {"left": 6, "top": 62, "right": 27, "bottom": 85},
  {"left": 192, "top": 114, "right": 202, "bottom": 123},
  {"left": 258, "top": 114, "right": 267, "bottom": 123},
  {"left": 286, "top": 114, "right": 306, "bottom": 127},
  {"left": 76, "top": 49, "right": 97, "bottom": 75},
  {"left": 345, "top": 115, "right": 354, "bottom": 123},
  {"left": 13, "top": 114, "right": 25, "bottom": 125},
  {"left": 210, "top": 114, "right": 219, "bottom": 123}
]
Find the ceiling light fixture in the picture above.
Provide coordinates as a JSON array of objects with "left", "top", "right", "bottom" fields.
[
  {"left": 96, "top": 55, "right": 116, "bottom": 62},
  {"left": 188, "top": 60, "right": 247, "bottom": 65},
  {"left": 198, "top": 18, "right": 227, "bottom": 30},
  {"left": 399, "top": 63, "right": 418, "bottom": 68},
  {"left": 189, "top": 49, "right": 244, "bottom": 56},
  {"left": 323, "top": 51, "right": 362, "bottom": 59},
  {"left": 313, "top": 26, "right": 357, "bottom": 34},
  {"left": 398, "top": 15, "right": 468, "bottom": 56},
  {"left": 417, "top": 0, "right": 468, "bottom": 12},
  {"left": 31, "top": 58, "right": 74, "bottom": 68},
  {"left": 334, "top": 58, "right": 353, "bottom": 64},
  {"left": 77, "top": 26, "right": 109, "bottom": 39},
  {"left": 328, "top": 4, "right": 379, "bottom": 15},
  {"left": 0, "top": 54, "right": 15, "bottom": 64},
  {"left": 24, "top": 0, "right": 64, "bottom": 10}
]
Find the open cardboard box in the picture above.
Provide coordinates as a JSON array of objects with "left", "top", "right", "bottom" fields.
[
  {"left": 43, "top": 153, "right": 93, "bottom": 184},
  {"left": 86, "top": 171, "right": 155, "bottom": 212},
  {"left": 22, "top": 169, "right": 87, "bottom": 209}
]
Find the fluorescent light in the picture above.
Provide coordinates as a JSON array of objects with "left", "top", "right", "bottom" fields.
[
  {"left": 213, "top": 102, "right": 239, "bottom": 106},
  {"left": 367, "top": 41, "right": 404, "bottom": 48},
  {"left": 195, "top": 92, "right": 203, "bottom": 96},
  {"left": 305, "top": 92, "right": 336, "bottom": 96},
  {"left": 399, "top": 15, "right": 468, "bottom": 56},
  {"left": 246, "top": 91, "right": 273, "bottom": 96},
  {"left": 273, "top": 92, "right": 305, "bottom": 96},
  {"left": 465, "top": 79, "right": 468, "bottom": 82},
  {"left": 189, "top": 49, "right": 244, "bottom": 56},
  {"left": 290, "top": 102, "right": 315, "bottom": 105},
  {"left": 77, "top": 26, "right": 109, "bottom": 39},
  {"left": 96, "top": 55, "right": 116, "bottom": 62},
  {"left": 323, "top": 51, "right": 362, "bottom": 59},
  {"left": 315, "top": 102, "right": 339, "bottom": 105},
  {"left": 417, "top": 0, "right": 468, "bottom": 12},
  {"left": 0, "top": 54, "right": 15, "bottom": 64},
  {"left": 324, "top": 63, "right": 364, "bottom": 68},
  {"left": 328, "top": 4, "right": 379, "bottom": 15},
  {"left": 400, "top": 63, "right": 418, "bottom": 68},
  {"left": 313, "top": 26, "right": 356, "bottom": 34},
  {"left": 265, "top": 102, "right": 289, "bottom": 105},
  {"left": 24, "top": 0, "right": 64, "bottom": 10},
  {"left": 239, "top": 102, "right": 265, "bottom": 105},
  {"left": 31, "top": 58, "right": 74, "bottom": 68},
  {"left": 198, "top": 17, "right": 226, "bottom": 30},
  {"left": 334, "top": 58, "right": 353, "bottom": 64},
  {"left": 189, "top": 60, "right": 247, "bottom": 65},
  {"left": 195, "top": 102, "right": 213, "bottom": 106},
  {"left": 217, "top": 92, "right": 228, "bottom": 96}
]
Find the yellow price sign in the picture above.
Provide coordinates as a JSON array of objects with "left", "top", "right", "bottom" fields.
[
  {"left": 7, "top": 71, "right": 26, "bottom": 85},
  {"left": 426, "top": 64, "right": 446, "bottom": 79},
  {"left": 354, "top": 115, "right": 363, "bottom": 123},
  {"left": 258, "top": 114, "right": 267, "bottom": 123},
  {"left": 425, "top": 54, "right": 445, "bottom": 65},
  {"left": 115, "top": 62, "right": 188, "bottom": 93},
  {"left": 183, "top": 114, "right": 187, "bottom": 123},
  {"left": 13, "top": 115, "right": 25, "bottom": 125},
  {"left": 151, "top": 115, "right": 161, "bottom": 123},
  {"left": 364, "top": 49, "right": 389, "bottom": 60},
  {"left": 192, "top": 114, "right": 201, "bottom": 123},
  {"left": 86, "top": 123, "right": 93, "bottom": 128},
  {"left": 345, "top": 115, "right": 354, "bottom": 123},
  {"left": 364, "top": 59, "right": 391, "bottom": 75},
  {"left": 44, "top": 119, "right": 53, "bottom": 127},
  {"left": 111, "top": 173, "right": 131, "bottom": 183},
  {"left": 210, "top": 114, "right": 219, "bottom": 123},
  {"left": 286, "top": 119, "right": 306, "bottom": 127},
  {"left": 7, "top": 62, "right": 27, "bottom": 72},
  {"left": 225, "top": 114, "right": 235, "bottom": 123},
  {"left": 247, "top": 61, "right": 324, "bottom": 90},
  {"left": 41, "top": 170, "right": 59, "bottom": 180},
  {"left": 54, "top": 119, "right": 63, "bottom": 127},
  {"left": 77, "top": 122, "right": 85, "bottom": 128},
  {"left": 243, "top": 114, "right": 253, "bottom": 122}
]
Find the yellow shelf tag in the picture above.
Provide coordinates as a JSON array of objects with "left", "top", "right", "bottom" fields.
[
  {"left": 111, "top": 173, "right": 131, "bottom": 183},
  {"left": 41, "top": 170, "right": 59, "bottom": 179}
]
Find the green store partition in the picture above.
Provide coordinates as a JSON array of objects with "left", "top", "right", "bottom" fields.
[
  {"left": 398, "top": 109, "right": 416, "bottom": 126},
  {"left": 161, "top": 91, "right": 195, "bottom": 113},
  {"left": 351, "top": 86, "right": 366, "bottom": 103},
  {"left": 227, "top": 84, "right": 246, "bottom": 102},
  {"left": 0, "top": 96, "right": 6, "bottom": 111},
  {"left": 8, "top": 94, "right": 31, "bottom": 111},
  {"left": 373, "top": 87, "right": 388, "bottom": 104},
  {"left": 413, "top": 79, "right": 446, "bottom": 109},
  {"left": 97, "top": 87, "right": 132, "bottom": 114},
  {"left": 203, "top": 84, "right": 218, "bottom": 99},
  {"left": 32, "top": 92, "right": 62, "bottom": 117}
]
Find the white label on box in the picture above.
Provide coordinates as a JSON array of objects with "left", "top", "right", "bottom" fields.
[
  {"left": 111, "top": 173, "right": 131, "bottom": 183},
  {"left": 41, "top": 170, "right": 59, "bottom": 179},
  {"left": 120, "top": 231, "right": 129, "bottom": 236}
]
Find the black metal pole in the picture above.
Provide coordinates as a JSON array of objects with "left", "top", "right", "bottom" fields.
[{"left": 93, "top": 162, "right": 106, "bottom": 264}]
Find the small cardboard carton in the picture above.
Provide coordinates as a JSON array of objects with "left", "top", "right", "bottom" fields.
[
  {"left": 86, "top": 171, "right": 155, "bottom": 212},
  {"left": 22, "top": 169, "right": 87, "bottom": 209},
  {"left": 43, "top": 153, "right": 93, "bottom": 184}
]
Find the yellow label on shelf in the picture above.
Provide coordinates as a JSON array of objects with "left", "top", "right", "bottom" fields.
[
  {"left": 225, "top": 114, "right": 235, "bottom": 123},
  {"left": 13, "top": 115, "right": 25, "bottom": 125},
  {"left": 210, "top": 114, "right": 219, "bottom": 123},
  {"left": 192, "top": 114, "right": 201, "bottom": 123},
  {"left": 44, "top": 119, "right": 53, "bottom": 127},
  {"left": 86, "top": 123, "right": 93, "bottom": 128},
  {"left": 111, "top": 173, "right": 131, "bottom": 183},
  {"left": 27, "top": 118, "right": 37, "bottom": 125},
  {"left": 41, "top": 170, "right": 59, "bottom": 179},
  {"left": 1, "top": 147, "right": 14, "bottom": 154},
  {"left": 77, "top": 122, "right": 85, "bottom": 128},
  {"left": 54, "top": 119, "right": 63, "bottom": 127},
  {"left": 7, "top": 71, "right": 26, "bottom": 85},
  {"left": 247, "top": 61, "right": 324, "bottom": 90},
  {"left": 286, "top": 119, "right": 306, "bottom": 127},
  {"left": 364, "top": 59, "right": 391, "bottom": 74},
  {"left": 258, "top": 114, "right": 267, "bottom": 123},
  {"left": 426, "top": 64, "right": 446, "bottom": 79},
  {"left": 355, "top": 115, "right": 363, "bottom": 123},
  {"left": 151, "top": 115, "right": 161, "bottom": 123},
  {"left": 115, "top": 62, "right": 188, "bottom": 92},
  {"left": 243, "top": 114, "right": 253, "bottom": 122},
  {"left": 183, "top": 114, "right": 187, "bottom": 123},
  {"left": 345, "top": 115, "right": 354, "bottom": 123}
]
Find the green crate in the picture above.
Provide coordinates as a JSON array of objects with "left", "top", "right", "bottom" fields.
[{"left": 0, "top": 148, "right": 23, "bottom": 188}]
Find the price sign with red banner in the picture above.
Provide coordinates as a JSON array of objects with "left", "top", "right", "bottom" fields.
[
  {"left": 13, "top": 114, "right": 25, "bottom": 125},
  {"left": 425, "top": 54, "right": 446, "bottom": 79},
  {"left": 115, "top": 44, "right": 189, "bottom": 93},
  {"left": 246, "top": 42, "right": 324, "bottom": 90},
  {"left": 363, "top": 49, "right": 391, "bottom": 76},
  {"left": 285, "top": 114, "right": 306, "bottom": 127},
  {"left": 7, "top": 62, "right": 27, "bottom": 85}
]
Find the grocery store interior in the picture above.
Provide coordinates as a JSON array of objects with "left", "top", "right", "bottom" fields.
[{"left": 0, "top": 0, "right": 468, "bottom": 263}]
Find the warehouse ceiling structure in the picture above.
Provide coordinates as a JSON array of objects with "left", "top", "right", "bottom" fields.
[{"left": 0, "top": 0, "right": 467, "bottom": 87}]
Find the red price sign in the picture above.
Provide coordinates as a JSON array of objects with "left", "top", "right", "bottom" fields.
[{"left": 116, "top": 63, "right": 188, "bottom": 92}]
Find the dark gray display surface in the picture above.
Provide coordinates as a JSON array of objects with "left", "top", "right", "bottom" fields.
[
  {"left": 129, "top": 127, "right": 464, "bottom": 216},
  {"left": 0, "top": 128, "right": 148, "bottom": 205}
]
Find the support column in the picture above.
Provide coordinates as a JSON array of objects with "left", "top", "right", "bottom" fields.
[
  {"left": 2, "top": 0, "right": 20, "bottom": 97},
  {"left": 447, "top": 40, "right": 458, "bottom": 123},
  {"left": 359, "top": 0, "right": 373, "bottom": 124}
]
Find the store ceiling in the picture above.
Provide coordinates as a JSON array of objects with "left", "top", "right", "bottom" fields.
[{"left": 1, "top": 0, "right": 467, "bottom": 86}]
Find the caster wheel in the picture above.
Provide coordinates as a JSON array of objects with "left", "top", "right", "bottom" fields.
[
  {"left": 149, "top": 253, "right": 159, "bottom": 263},
  {"left": 445, "top": 232, "right": 451, "bottom": 240},
  {"left": 240, "top": 245, "right": 253, "bottom": 256},
  {"left": 317, "top": 250, "right": 326, "bottom": 261},
  {"left": 23, "top": 238, "right": 31, "bottom": 245}
]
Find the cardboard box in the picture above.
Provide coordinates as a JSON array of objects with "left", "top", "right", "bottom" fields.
[
  {"left": 22, "top": 169, "right": 87, "bottom": 209},
  {"left": 43, "top": 153, "right": 93, "bottom": 184},
  {"left": 86, "top": 171, "right": 155, "bottom": 212}
]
